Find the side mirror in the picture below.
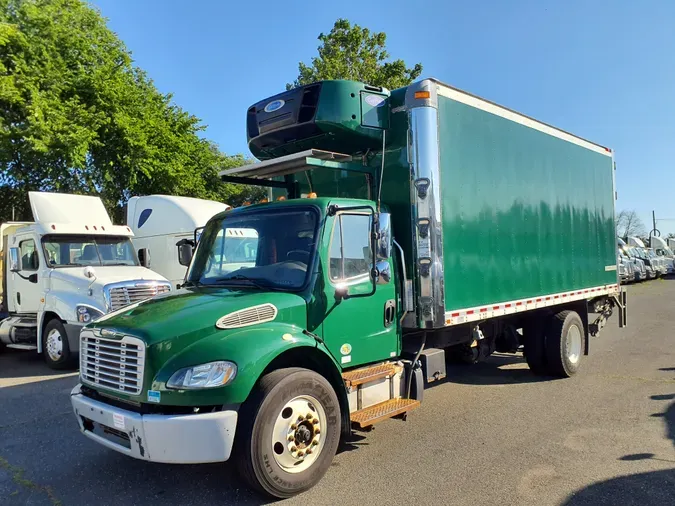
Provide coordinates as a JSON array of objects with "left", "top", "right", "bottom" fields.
[
  {"left": 194, "top": 226, "right": 204, "bottom": 245},
  {"left": 138, "top": 248, "right": 151, "bottom": 268},
  {"left": 176, "top": 239, "right": 194, "bottom": 267},
  {"left": 375, "top": 212, "right": 392, "bottom": 261},
  {"left": 9, "top": 248, "right": 20, "bottom": 272},
  {"left": 28, "top": 273, "right": 38, "bottom": 284}
]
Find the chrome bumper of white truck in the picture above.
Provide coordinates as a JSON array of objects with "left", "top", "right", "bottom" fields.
[{"left": 70, "top": 384, "right": 238, "bottom": 464}]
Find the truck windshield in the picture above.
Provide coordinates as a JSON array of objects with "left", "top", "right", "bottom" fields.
[
  {"left": 42, "top": 235, "right": 138, "bottom": 267},
  {"left": 187, "top": 208, "right": 318, "bottom": 290}
]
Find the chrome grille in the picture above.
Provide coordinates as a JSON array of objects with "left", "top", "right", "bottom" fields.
[
  {"left": 215, "top": 303, "right": 278, "bottom": 329},
  {"left": 107, "top": 282, "right": 171, "bottom": 311},
  {"left": 80, "top": 332, "right": 145, "bottom": 395}
]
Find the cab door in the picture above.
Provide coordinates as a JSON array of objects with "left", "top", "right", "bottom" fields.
[
  {"left": 319, "top": 211, "right": 398, "bottom": 368},
  {"left": 11, "top": 234, "right": 42, "bottom": 314}
]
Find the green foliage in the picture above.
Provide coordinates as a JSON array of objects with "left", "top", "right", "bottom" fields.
[
  {"left": 287, "top": 18, "right": 422, "bottom": 91},
  {"left": 0, "top": 0, "right": 261, "bottom": 224}
]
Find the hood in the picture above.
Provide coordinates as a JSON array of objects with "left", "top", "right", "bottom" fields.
[
  {"left": 87, "top": 288, "right": 307, "bottom": 347},
  {"left": 50, "top": 265, "right": 168, "bottom": 289}
]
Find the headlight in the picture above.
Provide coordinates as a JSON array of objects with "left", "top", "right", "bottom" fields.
[
  {"left": 166, "top": 361, "right": 237, "bottom": 390},
  {"left": 76, "top": 305, "right": 104, "bottom": 323}
]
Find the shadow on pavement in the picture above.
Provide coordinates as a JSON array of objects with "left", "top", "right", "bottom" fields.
[
  {"left": 561, "top": 384, "right": 675, "bottom": 505},
  {"left": 0, "top": 347, "right": 78, "bottom": 380},
  {"left": 444, "top": 353, "right": 554, "bottom": 386}
]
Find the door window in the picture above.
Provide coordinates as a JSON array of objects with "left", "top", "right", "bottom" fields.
[
  {"left": 329, "top": 214, "right": 372, "bottom": 282},
  {"left": 19, "top": 239, "right": 39, "bottom": 271}
]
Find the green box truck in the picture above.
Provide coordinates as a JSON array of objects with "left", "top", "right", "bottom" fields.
[{"left": 70, "top": 78, "right": 626, "bottom": 498}]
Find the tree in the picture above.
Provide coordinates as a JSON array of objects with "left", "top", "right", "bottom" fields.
[
  {"left": 616, "top": 210, "right": 646, "bottom": 238},
  {"left": 287, "top": 18, "right": 423, "bottom": 90},
  {"left": 0, "top": 0, "right": 258, "bottom": 224}
]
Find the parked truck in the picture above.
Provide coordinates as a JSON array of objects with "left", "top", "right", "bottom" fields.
[
  {"left": 627, "top": 236, "right": 661, "bottom": 277},
  {"left": 70, "top": 79, "right": 626, "bottom": 497},
  {"left": 650, "top": 235, "right": 675, "bottom": 274},
  {"left": 1, "top": 192, "right": 172, "bottom": 368},
  {"left": 126, "top": 195, "right": 229, "bottom": 289}
]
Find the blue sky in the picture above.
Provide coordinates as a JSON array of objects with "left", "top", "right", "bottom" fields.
[{"left": 91, "top": 0, "right": 675, "bottom": 234}]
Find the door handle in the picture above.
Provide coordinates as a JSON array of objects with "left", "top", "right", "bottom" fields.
[
  {"left": 384, "top": 299, "right": 396, "bottom": 327},
  {"left": 17, "top": 292, "right": 21, "bottom": 305}
]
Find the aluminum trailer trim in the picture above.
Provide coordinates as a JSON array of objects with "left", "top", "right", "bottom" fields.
[{"left": 444, "top": 283, "right": 620, "bottom": 326}]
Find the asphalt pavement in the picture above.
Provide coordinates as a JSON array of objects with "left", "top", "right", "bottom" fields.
[{"left": 1, "top": 279, "right": 674, "bottom": 506}]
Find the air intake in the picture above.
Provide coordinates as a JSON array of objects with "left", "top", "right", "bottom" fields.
[{"left": 215, "top": 304, "right": 278, "bottom": 329}]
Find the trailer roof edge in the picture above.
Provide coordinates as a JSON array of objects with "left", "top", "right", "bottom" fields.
[{"left": 427, "top": 78, "right": 612, "bottom": 157}]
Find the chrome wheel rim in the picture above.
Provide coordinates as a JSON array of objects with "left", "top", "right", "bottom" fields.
[
  {"left": 566, "top": 325, "right": 582, "bottom": 365},
  {"left": 271, "top": 394, "right": 326, "bottom": 473},
  {"left": 46, "top": 329, "right": 63, "bottom": 362}
]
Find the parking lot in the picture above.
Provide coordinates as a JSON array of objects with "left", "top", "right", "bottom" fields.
[{"left": 1, "top": 280, "right": 674, "bottom": 506}]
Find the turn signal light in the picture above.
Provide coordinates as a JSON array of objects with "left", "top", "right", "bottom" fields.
[
  {"left": 414, "top": 91, "right": 430, "bottom": 99},
  {"left": 276, "top": 196, "right": 286, "bottom": 201},
  {"left": 307, "top": 192, "right": 317, "bottom": 199}
]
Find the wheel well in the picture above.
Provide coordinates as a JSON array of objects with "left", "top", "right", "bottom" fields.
[
  {"left": 261, "top": 347, "right": 351, "bottom": 440},
  {"left": 41, "top": 311, "right": 63, "bottom": 333}
]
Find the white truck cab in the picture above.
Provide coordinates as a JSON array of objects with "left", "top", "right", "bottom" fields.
[
  {"left": 0, "top": 192, "right": 171, "bottom": 368},
  {"left": 126, "top": 195, "right": 229, "bottom": 288},
  {"left": 650, "top": 235, "right": 675, "bottom": 274}
]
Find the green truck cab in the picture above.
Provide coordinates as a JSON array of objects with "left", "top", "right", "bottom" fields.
[{"left": 71, "top": 79, "right": 626, "bottom": 498}]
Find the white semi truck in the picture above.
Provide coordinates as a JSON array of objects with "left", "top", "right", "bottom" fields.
[
  {"left": 126, "top": 195, "right": 229, "bottom": 289},
  {"left": 0, "top": 192, "right": 171, "bottom": 368},
  {"left": 650, "top": 236, "right": 675, "bottom": 274}
]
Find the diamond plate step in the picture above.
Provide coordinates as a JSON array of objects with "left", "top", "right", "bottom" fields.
[
  {"left": 350, "top": 398, "right": 420, "bottom": 428},
  {"left": 342, "top": 363, "right": 399, "bottom": 388}
]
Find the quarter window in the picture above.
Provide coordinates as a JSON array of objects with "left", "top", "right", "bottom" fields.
[{"left": 329, "top": 214, "right": 372, "bottom": 281}]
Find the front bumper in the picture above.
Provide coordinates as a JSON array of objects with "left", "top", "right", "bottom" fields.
[{"left": 70, "top": 384, "right": 238, "bottom": 464}]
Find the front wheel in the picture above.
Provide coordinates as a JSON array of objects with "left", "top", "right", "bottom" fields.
[
  {"left": 235, "top": 367, "right": 341, "bottom": 498},
  {"left": 42, "top": 319, "right": 75, "bottom": 370}
]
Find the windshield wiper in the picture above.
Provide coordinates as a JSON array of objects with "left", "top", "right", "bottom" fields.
[{"left": 206, "top": 274, "right": 278, "bottom": 291}]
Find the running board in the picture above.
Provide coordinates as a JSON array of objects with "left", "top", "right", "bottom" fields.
[
  {"left": 7, "top": 344, "right": 37, "bottom": 350},
  {"left": 350, "top": 398, "right": 420, "bottom": 429}
]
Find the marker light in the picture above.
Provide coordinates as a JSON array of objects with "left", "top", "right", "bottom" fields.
[
  {"left": 276, "top": 196, "right": 286, "bottom": 201},
  {"left": 307, "top": 192, "right": 318, "bottom": 199},
  {"left": 260, "top": 198, "right": 268, "bottom": 203},
  {"left": 242, "top": 201, "right": 251, "bottom": 206},
  {"left": 414, "top": 91, "right": 431, "bottom": 99}
]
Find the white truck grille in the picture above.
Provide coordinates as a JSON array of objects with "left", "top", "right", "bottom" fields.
[
  {"left": 80, "top": 333, "right": 145, "bottom": 395},
  {"left": 107, "top": 282, "right": 171, "bottom": 312}
]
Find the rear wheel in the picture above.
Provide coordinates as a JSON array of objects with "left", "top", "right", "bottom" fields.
[
  {"left": 42, "top": 319, "right": 75, "bottom": 370},
  {"left": 235, "top": 367, "right": 341, "bottom": 498},
  {"left": 544, "top": 310, "right": 585, "bottom": 378}
]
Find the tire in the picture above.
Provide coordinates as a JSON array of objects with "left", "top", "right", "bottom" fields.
[
  {"left": 42, "top": 319, "right": 75, "bottom": 370},
  {"left": 234, "top": 367, "right": 341, "bottom": 498},
  {"left": 544, "top": 310, "right": 585, "bottom": 378},
  {"left": 523, "top": 320, "right": 548, "bottom": 375}
]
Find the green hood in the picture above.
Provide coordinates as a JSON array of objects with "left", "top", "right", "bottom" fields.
[
  {"left": 89, "top": 287, "right": 307, "bottom": 347},
  {"left": 86, "top": 287, "right": 312, "bottom": 406}
]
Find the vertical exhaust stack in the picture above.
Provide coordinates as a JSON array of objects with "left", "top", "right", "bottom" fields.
[{"left": 246, "top": 80, "right": 390, "bottom": 160}]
